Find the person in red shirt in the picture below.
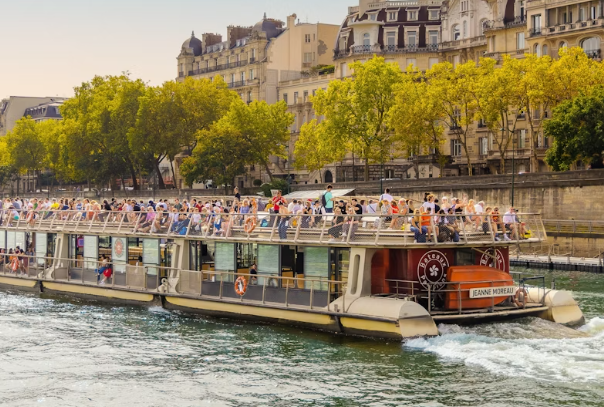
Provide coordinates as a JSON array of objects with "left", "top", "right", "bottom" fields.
[{"left": 271, "top": 191, "right": 286, "bottom": 213}]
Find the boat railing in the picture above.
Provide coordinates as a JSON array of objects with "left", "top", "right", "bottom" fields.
[
  {"left": 0, "top": 209, "right": 547, "bottom": 247},
  {"left": 385, "top": 272, "right": 546, "bottom": 314},
  {"left": 0, "top": 254, "right": 346, "bottom": 313}
]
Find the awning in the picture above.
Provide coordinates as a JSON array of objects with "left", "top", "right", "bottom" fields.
[{"left": 283, "top": 189, "right": 356, "bottom": 201}]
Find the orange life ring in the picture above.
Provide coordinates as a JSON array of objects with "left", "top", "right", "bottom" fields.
[
  {"left": 244, "top": 217, "right": 257, "bottom": 234},
  {"left": 234, "top": 276, "right": 248, "bottom": 296},
  {"left": 514, "top": 288, "right": 528, "bottom": 307}
]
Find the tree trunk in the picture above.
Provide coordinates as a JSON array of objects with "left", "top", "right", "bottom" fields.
[
  {"left": 415, "top": 158, "right": 420, "bottom": 180},
  {"left": 263, "top": 161, "right": 274, "bottom": 182},
  {"left": 462, "top": 140, "right": 473, "bottom": 176},
  {"left": 169, "top": 159, "right": 176, "bottom": 189},
  {"left": 153, "top": 159, "right": 166, "bottom": 190},
  {"left": 128, "top": 162, "right": 139, "bottom": 190},
  {"left": 500, "top": 156, "right": 506, "bottom": 174}
]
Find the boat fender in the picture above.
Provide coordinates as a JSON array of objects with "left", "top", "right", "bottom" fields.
[
  {"left": 514, "top": 288, "right": 528, "bottom": 308},
  {"left": 244, "top": 217, "right": 257, "bottom": 234},
  {"left": 157, "top": 278, "right": 168, "bottom": 293}
]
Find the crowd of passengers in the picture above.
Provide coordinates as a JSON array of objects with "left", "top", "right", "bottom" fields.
[{"left": 0, "top": 187, "right": 527, "bottom": 243}]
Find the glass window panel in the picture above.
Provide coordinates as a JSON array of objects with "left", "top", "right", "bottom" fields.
[{"left": 304, "top": 247, "right": 329, "bottom": 290}]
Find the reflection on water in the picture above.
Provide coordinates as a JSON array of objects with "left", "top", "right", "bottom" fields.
[{"left": 0, "top": 268, "right": 602, "bottom": 406}]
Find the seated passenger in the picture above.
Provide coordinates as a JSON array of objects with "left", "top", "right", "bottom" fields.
[{"left": 410, "top": 209, "right": 428, "bottom": 243}]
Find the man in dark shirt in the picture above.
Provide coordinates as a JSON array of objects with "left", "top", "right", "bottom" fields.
[{"left": 351, "top": 198, "right": 363, "bottom": 215}]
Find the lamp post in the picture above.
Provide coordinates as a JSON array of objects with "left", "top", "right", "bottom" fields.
[{"left": 512, "top": 138, "right": 516, "bottom": 208}]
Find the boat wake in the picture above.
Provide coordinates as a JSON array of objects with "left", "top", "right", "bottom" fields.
[{"left": 405, "top": 317, "right": 604, "bottom": 383}]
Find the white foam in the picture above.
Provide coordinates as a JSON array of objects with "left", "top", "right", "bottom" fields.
[{"left": 406, "top": 317, "right": 604, "bottom": 383}]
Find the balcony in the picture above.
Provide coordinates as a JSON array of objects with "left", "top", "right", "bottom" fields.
[
  {"left": 228, "top": 81, "right": 248, "bottom": 88},
  {"left": 187, "top": 60, "right": 251, "bottom": 77},
  {"left": 505, "top": 15, "right": 526, "bottom": 28},
  {"left": 529, "top": 27, "right": 542, "bottom": 37},
  {"left": 544, "top": 18, "right": 603, "bottom": 36},
  {"left": 441, "top": 35, "right": 486, "bottom": 50},
  {"left": 584, "top": 48, "right": 602, "bottom": 60}
]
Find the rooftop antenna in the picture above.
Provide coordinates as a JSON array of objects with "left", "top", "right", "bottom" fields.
[{"left": 263, "top": 12, "right": 267, "bottom": 20}]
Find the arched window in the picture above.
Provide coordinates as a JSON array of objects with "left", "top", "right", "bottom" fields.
[
  {"left": 534, "top": 43, "right": 541, "bottom": 57},
  {"left": 542, "top": 44, "right": 548, "bottom": 57},
  {"left": 324, "top": 170, "right": 333, "bottom": 183},
  {"left": 452, "top": 25, "right": 460, "bottom": 41},
  {"left": 581, "top": 37, "right": 601, "bottom": 54},
  {"left": 479, "top": 19, "right": 488, "bottom": 35},
  {"left": 463, "top": 21, "right": 468, "bottom": 38},
  {"left": 559, "top": 41, "right": 568, "bottom": 49},
  {"left": 363, "top": 33, "right": 371, "bottom": 46}
]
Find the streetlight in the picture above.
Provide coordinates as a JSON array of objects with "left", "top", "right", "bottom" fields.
[{"left": 511, "top": 137, "right": 516, "bottom": 208}]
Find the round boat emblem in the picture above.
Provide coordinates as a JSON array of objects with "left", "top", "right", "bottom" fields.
[
  {"left": 480, "top": 249, "right": 506, "bottom": 271},
  {"left": 114, "top": 238, "right": 124, "bottom": 257},
  {"left": 417, "top": 250, "right": 449, "bottom": 290}
]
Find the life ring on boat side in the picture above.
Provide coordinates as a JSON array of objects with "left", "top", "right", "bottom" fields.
[
  {"left": 514, "top": 288, "right": 528, "bottom": 307},
  {"left": 234, "top": 276, "right": 248, "bottom": 296},
  {"left": 244, "top": 217, "right": 257, "bottom": 234}
]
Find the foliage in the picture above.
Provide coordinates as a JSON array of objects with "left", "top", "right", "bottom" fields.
[
  {"left": 294, "top": 119, "right": 344, "bottom": 181},
  {"left": 545, "top": 86, "right": 604, "bottom": 170},
  {"left": 309, "top": 57, "right": 403, "bottom": 180},
  {"left": 389, "top": 71, "right": 446, "bottom": 178},
  {"left": 253, "top": 179, "right": 263, "bottom": 187},
  {"left": 260, "top": 178, "right": 290, "bottom": 198},
  {"left": 4, "top": 117, "right": 47, "bottom": 189}
]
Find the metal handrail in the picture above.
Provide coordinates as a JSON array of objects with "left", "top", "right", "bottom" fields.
[{"left": 0, "top": 209, "right": 547, "bottom": 247}]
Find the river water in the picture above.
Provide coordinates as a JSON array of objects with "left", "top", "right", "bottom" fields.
[{"left": 1, "top": 269, "right": 603, "bottom": 407}]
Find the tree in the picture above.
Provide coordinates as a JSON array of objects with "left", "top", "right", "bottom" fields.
[
  {"left": 61, "top": 74, "right": 144, "bottom": 190},
  {"left": 389, "top": 71, "right": 446, "bottom": 178},
  {"left": 294, "top": 119, "right": 345, "bottom": 182},
  {"left": 4, "top": 117, "right": 47, "bottom": 191},
  {"left": 474, "top": 57, "right": 526, "bottom": 173},
  {"left": 426, "top": 61, "right": 482, "bottom": 176},
  {"left": 215, "top": 99, "right": 294, "bottom": 180},
  {"left": 311, "top": 57, "right": 403, "bottom": 180},
  {"left": 545, "top": 86, "right": 604, "bottom": 170},
  {"left": 180, "top": 121, "right": 248, "bottom": 191}
]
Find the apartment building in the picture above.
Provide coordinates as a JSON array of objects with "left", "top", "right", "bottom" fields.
[{"left": 0, "top": 96, "right": 67, "bottom": 137}]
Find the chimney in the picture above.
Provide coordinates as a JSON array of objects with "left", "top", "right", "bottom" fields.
[
  {"left": 359, "top": 0, "right": 373, "bottom": 16},
  {"left": 287, "top": 13, "right": 297, "bottom": 28}
]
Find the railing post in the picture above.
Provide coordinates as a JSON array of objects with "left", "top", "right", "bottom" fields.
[
  {"left": 373, "top": 215, "right": 382, "bottom": 246},
  {"left": 219, "top": 272, "right": 223, "bottom": 299},
  {"left": 102, "top": 211, "right": 110, "bottom": 234},
  {"left": 285, "top": 284, "right": 289, "bottom": 307},
  {"left": 309, "top": 281, "right": 314, "bottom": 310},
  {"left": 428, "top": 285, "right": 431, "bottom": 313},
  {"left": 262, "top": 277, "right": 267, "bottom": 304},
  {"left": 318, "top": 215, "right": 327, "bottom": 244}
]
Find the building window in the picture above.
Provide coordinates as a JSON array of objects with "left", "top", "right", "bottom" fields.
[
  {"left": 517, "top": 32, "right": 525, "bottom": 50},
  {"left": 407, "top": 10, "right": 418, "bottom": 21},
  {"left": 247, "top": 91, "right": 252, "bottom": 103},
  {"left": 581, "top": 37, "right": 601, "bottom": 54},
  {"left": 461, "top": 0, "right": 468, "bottom": 11},
  {"left": 452, "top": 25, "right": 460, "bottom": 40},
  {"left": 312, "top": 89, "right": 316, "bottom": 96},
  {"left": 452, "top": 55, "right": 460, "bottom": 68},
  {"left": 541, "top": 44, "right": 548, "bottom": 57},
  {"left": 303, "top": 91, "right": 309, "bottom": 102},
  {"left": 339, "top": 35, "right": 348, "bottom": 51},
  {"left": 429, "top": 30, "right": 438, "bottom": 45},
  {"left": 429, "top": 10, "right": 439, "bottom": 20},
  {"left": 429, "top": 57, "right": 439, "bottom": 68},
  {"left": 387, "top": 11, "right": 398, "bottom": 21},
  {"left": 304, "top": 52, "right": 313, "bottom": 63},
  {"left": 406, "top": 58, "right": 417, "bottom": 68},
  {"left": 479, "top": 137, "right": 488, "bottom": 156},
  {"left": 240, "top": 72, "right": 245, "bottom": 82},
  {"left": 579, "top": 7, "right": 585, "bottom": 21},
  {"left": 386, "top": 31, "right": 397, "bottom": 47},
  {"left": 249, "top": 69, "right": 255, "bottom": 80},
  {"left": 251, "top": 49, "right": 256, "bottom": 59},
  {"left": 341, "top": 62, "right": 347, "bottom": 77},
  {"left": 231, "top": 73, "right": 235, "bottom": 83},
  {"left": 305, "top": 34, "right": 311, "bottom": 43},
  {"left": 369, "top": 13, "right": 377, "bottom": 21},
  {"left": 294, "top": 92, "right": 299, "bottom": 103},
  {"left": 463, "top": 21, "right": 467, "bottom": 38},
  {"left": 363, "top": 33, "right": 371, "bottom": 46},
  {"left": 559, "top": 41, "right": 568, "bottom": 49},
  {"left": 518, "top": 129, "right": 526, "bottom": 148},
  {"left": 451, "top": 139, "right": 462, "bottom": 156},
  {"left": 407, "top": 31, "right": 417, "bottom": 47},
  {"left": 590, "top": 6, "right": 598, "bottom": 20},
  {"left": 534, "top": 43, "right": 541, "bottom": 57}
]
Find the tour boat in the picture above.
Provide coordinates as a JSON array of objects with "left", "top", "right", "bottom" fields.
[{"left": 0, "top": 203, "right": 584, "bottom": 339}]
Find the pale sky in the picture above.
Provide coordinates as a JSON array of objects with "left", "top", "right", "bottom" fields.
[{"left": 0, "top": 0, "right": 350, "bottom": 99}]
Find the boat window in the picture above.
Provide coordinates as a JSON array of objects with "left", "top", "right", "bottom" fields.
[
  {"left": 237, "top": 243, "right": 256, "bottom": 270},
  {"left": 0, "top": 231, "right": 5, "bottom": 251},
  {"left": 189, "top": 241, "right": 213, "bottom": 271},
  {"left": 304, "top": 247, "right": 329, "bottom": 290},
  {"left": 83, "top": 236, "right": 99, "bottom": 270},
  {"left": 258, "top": 244, "right": 280, "bottom": 286},
  {"left": 128, "top": 237, "right": 142, "bottom": 264},
  {"left": 215, "top": 242, "right": 236, "bottom": 282},
  {"left": 455, "top": 248, "right": 475, "bottom": 266}
]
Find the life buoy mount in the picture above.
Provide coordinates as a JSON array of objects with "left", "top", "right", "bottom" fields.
[
  {"left": 234, "top": 276, "right": 248, "bottom": 296},
  {"left": 514, "top": 287, "right": 528, "bottom": 308}
]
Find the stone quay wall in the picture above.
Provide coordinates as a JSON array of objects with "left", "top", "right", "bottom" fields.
[{"left": 291, "top": 169, "right": 604, "bottom": 221}]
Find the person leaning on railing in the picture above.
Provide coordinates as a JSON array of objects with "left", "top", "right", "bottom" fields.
[{"left": 410, "top": 209, "right": 428, "bottom": 243}]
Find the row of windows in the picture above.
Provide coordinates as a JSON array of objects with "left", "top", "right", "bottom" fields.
[{"left": 355, "top": 9, "right": 440, "bottom": 23}]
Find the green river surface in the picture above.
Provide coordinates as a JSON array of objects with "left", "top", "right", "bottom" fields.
[{"left": 1, "top": 268, "right": 603, "bottom": 407}]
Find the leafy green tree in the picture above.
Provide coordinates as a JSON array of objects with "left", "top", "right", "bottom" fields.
[
  {"left": 310, "top": 57, "right": 403, "bottom": 180},
  {"left": 545, "top": 86, "right": 604, "bottom": 170},
  {"left": 4, "top": 117, "right": 47, "bottom": 191},
  {"left": 294, "top": 119, "right": 344, "bottom": 182}
]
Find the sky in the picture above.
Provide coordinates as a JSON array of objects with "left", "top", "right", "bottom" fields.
[{"left": 0, "top": 0, "right": 350, "bottom": 99}]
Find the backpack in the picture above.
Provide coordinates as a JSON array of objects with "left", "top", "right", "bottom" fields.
[{"left": 321, "top": 193, "right": 327, "bottom": 207}]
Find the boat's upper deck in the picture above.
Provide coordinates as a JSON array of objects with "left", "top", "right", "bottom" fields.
[{"left": 0, "top": 209, "right": 546, "bottom": 248}]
